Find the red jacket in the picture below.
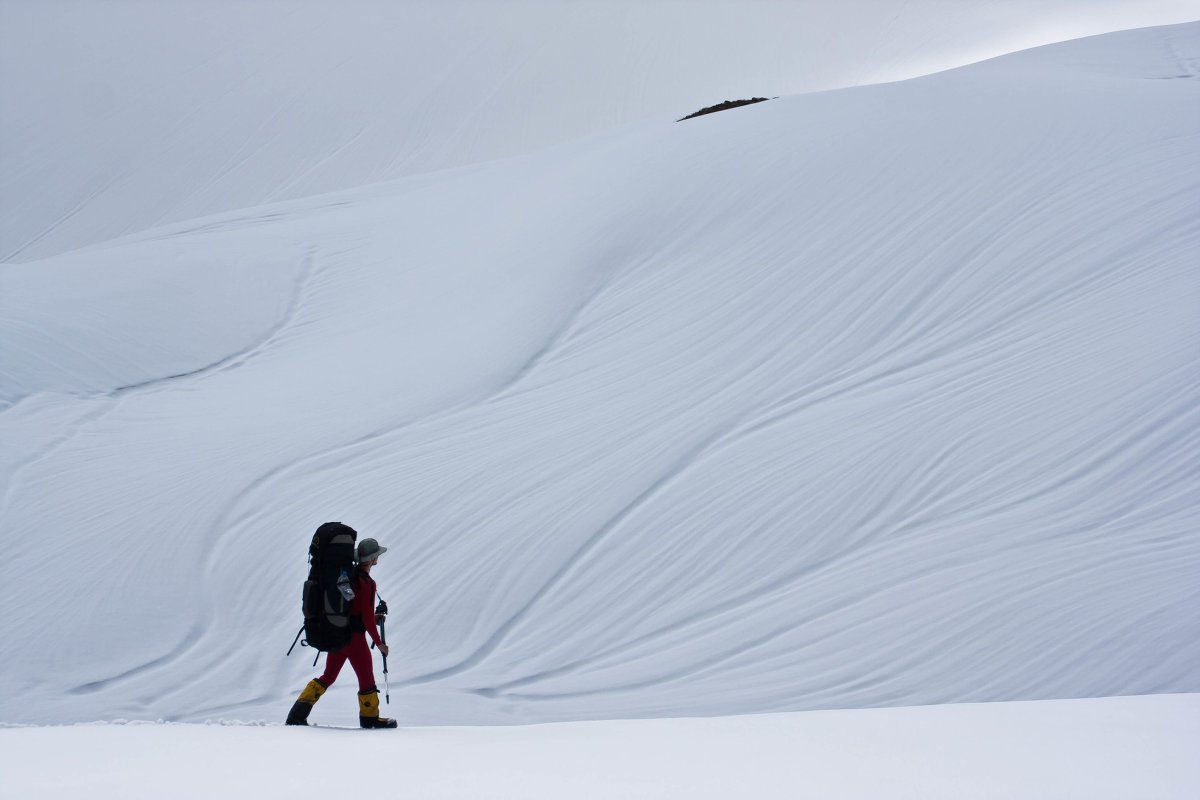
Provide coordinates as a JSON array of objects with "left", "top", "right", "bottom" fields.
[{"left": 350, "top": 571, "right": 383, "bottom": 648}]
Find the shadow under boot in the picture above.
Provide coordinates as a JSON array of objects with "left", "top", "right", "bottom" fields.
[
  {"left": 286, "top": 678, "right": 327, "bottom": 725},
  {"left": 358, "top": 686, "right": 397, "bottom": 728}
]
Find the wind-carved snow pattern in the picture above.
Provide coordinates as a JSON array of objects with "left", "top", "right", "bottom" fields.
[
  {"left": 0, "top": 240, "right": 315, "bottom": 537},
  {"left": 1, "top": 24, "right": 1198, "bottom": 726}
]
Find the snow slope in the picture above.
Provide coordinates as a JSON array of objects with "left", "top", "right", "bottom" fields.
[
  {"left": 3, "top": 0, "right": 1200, "bottom": 262},
  {"left": 1, "top": 22, "right": 1199, "bottom": 728},
  {"left": 5, "top": 695, "right": 1199, "bottom": 800}
]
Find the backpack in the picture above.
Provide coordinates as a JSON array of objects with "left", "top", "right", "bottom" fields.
[{"left": 300, "top": 521, "right": 359, "bottom": 652}]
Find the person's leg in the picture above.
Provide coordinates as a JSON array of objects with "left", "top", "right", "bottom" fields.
[
  {"left": 344, "top": 635, "right": 377, "bottom": 692},
  {"left": 286, "top": 648, "right": 348, "bottom": 724},
  {"left": 318, "top": 648, "right": 349, "bottom": 688},
  {"left": 285, "top": 676, "right": 329, "bottom": 724},
  {"left": 344, "top": 634, "right": 395, "bottom": 728}
]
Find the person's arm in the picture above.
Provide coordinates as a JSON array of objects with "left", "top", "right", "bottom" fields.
[{"left": 360, "top": 578, "right": 384, "bottom": 649}]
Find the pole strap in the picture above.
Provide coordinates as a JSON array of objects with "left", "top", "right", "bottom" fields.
[{"left": 286, "top": 625, "right": 305, "bottom": 656}]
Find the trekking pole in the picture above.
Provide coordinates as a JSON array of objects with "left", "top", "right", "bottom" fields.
[
  {"left": 372, "top": 593, "right": 391, "bottom": 704},
  {"left": 380, "top": 616, "right": 390, "bottom": 705}
]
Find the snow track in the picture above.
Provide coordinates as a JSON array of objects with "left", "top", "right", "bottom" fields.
[{"left": 1, "top": 23, "right": 1198, "bottom": 726}]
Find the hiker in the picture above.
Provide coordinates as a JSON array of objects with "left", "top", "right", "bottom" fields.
[{"left": 286, "top": 537, "right": 397, "bottom": 728}]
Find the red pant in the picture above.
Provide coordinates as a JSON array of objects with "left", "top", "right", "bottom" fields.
[{"left": 318, "top": 632, "right": 377, "bottom": 691}]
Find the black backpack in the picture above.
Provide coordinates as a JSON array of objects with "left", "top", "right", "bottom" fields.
[{"left": 300, "top": 521, "right": 359, "bottom": 653}]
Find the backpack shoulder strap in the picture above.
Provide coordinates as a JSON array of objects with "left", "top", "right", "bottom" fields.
[{"left": 354, "top": 569, "right": 374, "bottom": 591}]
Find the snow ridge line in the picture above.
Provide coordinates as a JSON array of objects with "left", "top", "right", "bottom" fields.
[
  {"left": 0, "top": 242, "right": 320, "bottom": 411},
  {"left": 112, "top": 246, "right": 319, "bottom": 395}
]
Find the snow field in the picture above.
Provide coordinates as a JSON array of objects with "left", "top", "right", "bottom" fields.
[
  {"left": 2, "top": 22, "right": 1197, "bottom": 729},
  {"left": 3, "top": 695, "right": 1198, "bottom": 799}
]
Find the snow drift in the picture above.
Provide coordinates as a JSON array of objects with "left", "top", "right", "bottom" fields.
[{"left": 1, "top": 22, "right": 1198, "bottom": 727}]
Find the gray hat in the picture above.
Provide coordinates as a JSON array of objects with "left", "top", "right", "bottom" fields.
[{"left": 356, "top": 537, "right": 387, "bottom": 564}]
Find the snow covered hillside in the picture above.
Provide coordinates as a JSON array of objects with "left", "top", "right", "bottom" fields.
[
  {"left": 2, "top": 19, "right": 1199, "bottom": 732},
  {"left": 3, "top": 0, "right": 1200, "bottom": 262}
]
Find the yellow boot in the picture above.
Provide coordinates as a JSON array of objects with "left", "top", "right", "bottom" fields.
[
  {"left": 285, "top": 678, "right": 327, "bottom": 725},
  {"left": 358, "top": 686, "right": 397, "bottom": 728}
]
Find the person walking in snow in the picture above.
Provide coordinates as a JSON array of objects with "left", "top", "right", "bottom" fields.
[{"left": 286, "top": 537, "right": 397, "bottom": 728}]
